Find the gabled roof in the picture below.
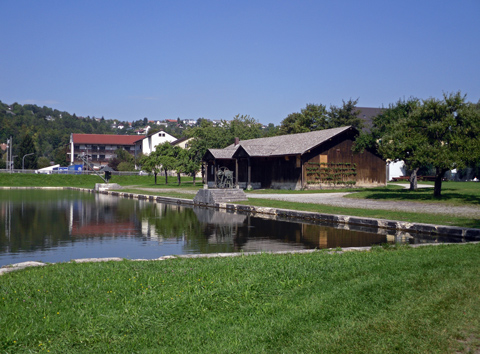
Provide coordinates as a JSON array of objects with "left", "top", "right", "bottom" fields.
[
  {"left": 203, "top": 126, "right": 356, "bottom": 160},
  {"left": 170, "top": 136, "right": 191, "bottom": 146},
  {"left": 204, "top": 147, "right": 239, "bottom": 160},
  {"left": 71, "top": 134, "right": 141, "bottom": 145},
  {"left": 144, "top": 130, "right": 175, "bottom": 139},
  {"left": 230, "top": 126, "right": 355, "bottom": 158}
]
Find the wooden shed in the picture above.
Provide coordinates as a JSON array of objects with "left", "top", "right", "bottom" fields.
[{"left": 203, "top": 126, "right": 386, "bottom": 190}]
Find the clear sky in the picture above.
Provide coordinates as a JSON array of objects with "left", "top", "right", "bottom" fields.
[{"left": 1, "top": 0, "right": 479, "bottom": 125}]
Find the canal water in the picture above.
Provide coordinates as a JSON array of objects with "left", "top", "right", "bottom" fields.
[{"left": 0, "top": 189, "right": 470, "bottom": 267}]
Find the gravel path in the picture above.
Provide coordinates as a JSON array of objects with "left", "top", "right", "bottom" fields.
[{"left": 247, "top": 184, "right": 480, "bottom": 218}]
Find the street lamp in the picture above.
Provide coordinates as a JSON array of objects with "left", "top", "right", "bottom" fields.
[{"left": 22, "top": 153, "right": 35, "bottom": 171}]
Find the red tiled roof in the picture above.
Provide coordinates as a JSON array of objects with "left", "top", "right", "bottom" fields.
[{"left": 72, "top": 134, "right": 141, "bottom": 145}]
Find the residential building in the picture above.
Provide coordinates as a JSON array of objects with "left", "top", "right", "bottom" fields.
[
  {"left": 135, "top": 130, "right": 177, "bottom": 156},
  {"left": 69, "top": 134, "right": 141, "bottom": 167},
  {"left": 170, "top": 137, "right": 193, "bottom": 149}
]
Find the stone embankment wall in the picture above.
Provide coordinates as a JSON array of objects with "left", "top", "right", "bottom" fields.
[
  {"left": 91, "top": 188, "right": 479, "bottom": 239},
  {"left": 2, "top": 186, "right": 478, "bottom": 239}
]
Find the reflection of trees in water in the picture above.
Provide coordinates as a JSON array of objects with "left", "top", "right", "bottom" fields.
[
  {"left": 0, "top": 191, "right": 460, "bottom": 258},
  {"left": 0, "top": 194, "right": 70, "bottom": 253},
  {"left": 138, "top": 205, "right": 241, "bottom": 253},
  {"left": 139, "top": 203, "right": 202, "bottom": 239}
]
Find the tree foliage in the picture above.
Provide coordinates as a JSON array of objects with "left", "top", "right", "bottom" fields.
[
  {"left": 354, "top": 97, "right": 421, "bottom": 190},
  {"left": 108, "top": 149, "right": 135, "bottom": 171},
  {"left": 327, "top": 99, "right": 364, "bottom": 130},
  {"left": 279, "top": 99, "right": 363, "bottom": 135},
  {"left": 0, "top": 100, "right": 117, "bottom": 168},
  {"left": 16, "top": 133, "right": 37, "bottom": 169},
  {"left": 187, "top": 114, "right": 264, "bottom": 170},
  {"left": 139, "top": 142, "right": 178, "bottom": 184},
  {"left": 377, "top": 92, "right": 480, "bottom": 197}
]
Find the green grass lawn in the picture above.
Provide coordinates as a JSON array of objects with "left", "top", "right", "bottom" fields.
[
  {"left": 0, "top": 173, "right": 202, "bottom": 190},
  {"left": 0, "top": 173, "right": 101, "bottom": 188},
  {"left": 1, "top": 244, "right": 479, "bottom": 353},
  {"left": 347, "top": 182, "right": 480, "bottom": 207}
]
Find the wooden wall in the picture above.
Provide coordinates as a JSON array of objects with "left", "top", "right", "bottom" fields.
[{"left": 303, "top": 133, "right": 386, "bottom": 189}]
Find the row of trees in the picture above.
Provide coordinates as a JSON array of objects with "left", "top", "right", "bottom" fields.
[
  {"left": 138, "top": 115, "right": 264, "bottom": 184},
  {"left": 140, "top": 142, "right": 201, "bottom": 185}
]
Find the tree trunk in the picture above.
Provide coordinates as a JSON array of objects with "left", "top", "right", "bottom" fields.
[
  {"left": 177, "top": 173, "right": 181, "bottom": 186},
  {"left": 409, "top": 168, "right": 419, "bottom": 191},
  {"left": 154, "top": 172, "right": 157, "bottom": 185},
  {"left": 164, "top": 169, "right": 168, "bottom": 184},
  {"left": 193, "top": 174, "right": 196, "bottom": 186},
  {"left": 434, "top": 168, "right": 448, "bottom": 198}
]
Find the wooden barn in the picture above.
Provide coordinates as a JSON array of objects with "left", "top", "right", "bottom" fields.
[{"left": 203, "top": 126, "right": 386, "bottom": 190}]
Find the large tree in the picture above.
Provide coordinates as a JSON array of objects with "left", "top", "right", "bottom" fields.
[
  {"left": 279, "top": 104, "right": 328, "bottom": 135},
  {"left": 279, "top": 99, "right": 364, "bottom": 135},
  {"left": 154, "top": 142, "right": 177, "bottom": 184},
  {"left": 354, "top": 97, "right": 420, "bottom": 190},
  {"left": 140, "top": 152, "right": 161, "bottom": 185},
  {"left": 378, "top": 92, "right": 480, "bottom": 197},
  {"left": 328, "top": 98, "right": 364, "bottom": 130},
  {"left": 223, "top": 114, "right": 263, "bottom": 141},
  {"left": 16, "top": 133, "right": 37, "bottom": 169}
]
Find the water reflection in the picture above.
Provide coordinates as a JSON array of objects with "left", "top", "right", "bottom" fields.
[{"left": 0, "top": 190, "right": 476, "bottom": 266}]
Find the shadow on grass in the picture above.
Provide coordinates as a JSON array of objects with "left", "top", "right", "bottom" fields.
[
  {"left": 464, "top": 219, "right": 480, "bottom": 229},
  {"left": 353, "top": 188, "right": 480, "bottom": 205}
]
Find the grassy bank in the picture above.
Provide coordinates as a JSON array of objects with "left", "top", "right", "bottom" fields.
[
  {"left": 1, "top": 244, "right": 479, "bottom": 353},
  {"left": 0, "top": 173, "right": 101, "bottom": 188}
]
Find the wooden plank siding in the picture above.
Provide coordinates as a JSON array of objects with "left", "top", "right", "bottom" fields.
[{"left": 302, "top": 134, "right": 386, "bottom": 189}]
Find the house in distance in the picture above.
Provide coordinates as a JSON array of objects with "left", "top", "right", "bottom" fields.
[
  {"left": 203, "top": 126, "right": 386, "bottom": 190},
  {"left": 69, "top": 130, "right": 177, "bottom": 169}
]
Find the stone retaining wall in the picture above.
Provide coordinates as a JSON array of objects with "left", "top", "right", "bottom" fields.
[
  {"left": 3, "top": 186, "right": 479, "bottom": 238},
  {"left": 89, "top": 187, "right": 479, "bottom": 239}
]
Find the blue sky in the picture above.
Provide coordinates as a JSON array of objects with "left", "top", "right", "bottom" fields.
[{"left": 1, "top": 0, "right": 479, "bottom": 125}]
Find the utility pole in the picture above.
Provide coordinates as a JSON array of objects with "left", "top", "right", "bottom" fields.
[
  {"left": 7, "top": 137, "right": 13, "bottom": 173},
  {"left": 5, "top": 138, "right": 8, "bottom": 172}
]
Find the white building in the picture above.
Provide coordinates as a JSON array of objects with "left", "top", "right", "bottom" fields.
[
  {"left": 387, "top": 160, "right": 407, "bottom": 181},
  {"left": 135, "top": 130, "right": 177, "bottom": 155}
]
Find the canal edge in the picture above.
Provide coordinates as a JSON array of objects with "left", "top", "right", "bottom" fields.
[{"left": 75, "top": 186, "right": 480, "bottom": 239}]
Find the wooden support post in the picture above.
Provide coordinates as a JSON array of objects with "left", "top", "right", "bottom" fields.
[
  {"left": 213, "top": 162, "right": 217, "bottom": 187},
  {"left": 247, "top": 158, "right": 252, "bottom": 190},
  {"left": 235, "top": 158, "right": 239, "bottom": 188}
]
